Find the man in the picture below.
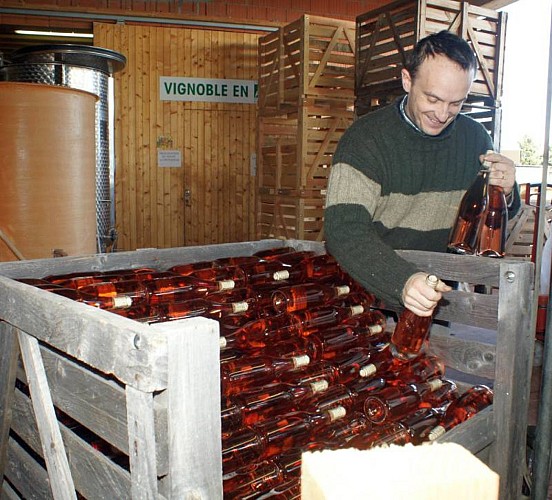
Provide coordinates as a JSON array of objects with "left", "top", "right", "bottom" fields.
[{"left": 324, "top": 30, "right": 520, "bottom": 316}]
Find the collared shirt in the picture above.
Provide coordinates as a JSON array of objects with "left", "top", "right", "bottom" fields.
[{"left": 399, "top": 95, "right": 426, "bottom": 135}]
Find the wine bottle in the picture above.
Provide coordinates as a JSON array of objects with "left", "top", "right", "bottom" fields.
[
  {"left": 271, "top": 282, "right": 351, "bottom": 313},
  {"left": 151, "top": 295, "right": 254, "bottom": 322},
  {"left": 418, "top": 378, "right": 459, "bottom": 410},
  {"left": 238, "top": 260, "right": 299, "bottom": 285},
  {"left": 48, "top": 287, "right": 85, "bottom": 301},
  {"left": 447, "top": 163, "right": 490, "bottom": 255},
  {"left": 169, "top": 273, "right": 241, "bottom": 294},
  {"left": 254, "top": 406, "right": 347, "bottom": 460},
  {"left": 362, "top": 378, "right": 443, "bottom": 425},
  {"left": 323, "top": 347, "right": 386, "bottom": 385},
  {"left": 221, "top": 406, "right": 346, "bottom": 473},
  {"left": 221, "top": 380, "right": 329, "bottom": 432},
  {"left": 476, "top": 184, "right": 508, "bottom": 258},
  {"left": 389, "top": 274, "right": 439, "bottom": 360},
  {"left": 280, "top": 360, "right": 341, "bottom": 388},
  {"left": 401, "top": 407, "right": 445, "bottom": 445},
  {"left": 223, "top": 451, "right": 301, "bottom": 499},
  {"left": 342, "top": 309, "right": 387, "bottom": 335},
  {"left": 252, "top": 246, "right": 297, "bottom": 260},
  {"left": 317, "top": 411, "right": 373, "bottom": 447},
  {"left": 305, "top": 377, "right": 386, "bottom": 414},
  {"left": 79, "top": 280, "right": 149, "bottom": 310},
  {"left": 223, "top": 460, "right": 283, "bottom": 500},
  {"left": 347, "top": 421, "right": 412, "bottom": 449},
  {"left": 231, "top": 314, "right": 302, "bottom": 350},
  {"left": 143, "top": 275, "right": 197, "bottom": 304},
  {"left": 269, "top": 250, "right": 317, "bottom": 266},
  {"left": 386, "top": 353, "right": 446, "bottom": 385},
  {"left": 186, "top": 266, "right": 247, "bottom": 288},
  {"left": 168, "top": 260, "right": 218, "bottom": 276},
  {"left": 293, "top": 301, "right": 367, "bottom": 334},
  {"left": 428, "top": 385, "right": 493, "bottom": 440},
  {"left": 43, "top": 270, "right": 104, "bottom": 285},
  {"left": 221, "top": 354, "right": 311, "bottom": 396}
]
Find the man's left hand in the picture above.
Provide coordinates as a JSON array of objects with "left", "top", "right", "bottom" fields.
[{"left": 480, "top": 150, "right": 516, "bottom": 196}]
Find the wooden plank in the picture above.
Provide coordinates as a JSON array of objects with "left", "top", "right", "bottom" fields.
[
  {"left": 151, "top": 318, "right": 223, "bottom": 499},
  {"left": 126, "top": 386, "right": 159, "bottom": 499},
  {"left": 5, "top": 437, "right": 53, "bottom": 499},
  {"left": 436, "top": 407, "right": 494, "bottom": 455},
  {"left": 17, "top": 330, "right": 76, "bottom": 500},
  {"left": 398, "top": 250, "right": 504, "bottom": 287},
  {"left": 10, "top": 389, "right": 133, "bottom": 500},
  {"left": 490, "top": 260, "right": 534, "bottom": 500},
  {"left": 1, "top": 479, "right": 20, "bottom": 500},
  {"left": 0, "top": 322, "right": 18, "bottom": 478},
  {"left": 428, "top": 323, "right": 496, "bottom": 378}
]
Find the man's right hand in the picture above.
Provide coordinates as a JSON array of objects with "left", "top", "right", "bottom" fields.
[{"left": 401, "top": 272, "right": 452, "bottom": 316}]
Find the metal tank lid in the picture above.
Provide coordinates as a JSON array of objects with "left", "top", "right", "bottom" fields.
[{"left": 10, "top": 44, "right": 126, "bottom": 74}]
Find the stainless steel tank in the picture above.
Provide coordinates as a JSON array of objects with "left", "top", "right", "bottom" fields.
[{"left": 0, "top": 44, "right": 126, "bottom": 252}]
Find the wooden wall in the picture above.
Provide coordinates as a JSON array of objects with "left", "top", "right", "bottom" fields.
[{"left": 95, "top": 23, "right": 259, "bottom": 250}]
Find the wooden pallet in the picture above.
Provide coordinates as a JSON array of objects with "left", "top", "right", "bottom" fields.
[
  {"left": 258, "top": 15, "right": 356, "bottom": 116},
  {"left": 257, "top": 100, "right": 353, "bottom": 192},
  {"left": 257, "top": 191, "right": 326, "bottom": 241}
]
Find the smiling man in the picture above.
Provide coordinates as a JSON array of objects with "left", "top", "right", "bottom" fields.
[{"left": 324, "top": 30, "right": 520, "bottom": 315}]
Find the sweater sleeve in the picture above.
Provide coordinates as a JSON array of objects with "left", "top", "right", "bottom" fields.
[{"left": 324, "top": 162, "right": 419, "bottom": 308}]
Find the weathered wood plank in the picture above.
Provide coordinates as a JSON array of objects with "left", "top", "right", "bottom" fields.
[
  {"left": 5, "top": 437, "right": 53, "bottom": 499},
  {"left": 428, "top": 323, "right": 496, "bottom": 379},
  {"left": 126, "top": 386, "right": 159, "bottom": 499},
  {"left": 436, "top": 407, "right": 495, "bottom": 455},
  {"left": 152, "top": 318, "right": 223, "bottom": 499},
  {"left": 0, "top": 322, "right": 18, "bottom": 478},
  {"left": 17, "top": 330, "right": 76, "bottom": 499},
  {"left": 11, "top": 389, "right": 133, "bottom": 500},
  {"left": 490, "top": 260, "right": 534, "bottom": 500}
]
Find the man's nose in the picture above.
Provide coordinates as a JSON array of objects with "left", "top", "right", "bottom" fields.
[{"left": 434, "top": 103, "right": 450, "bottom": 123}]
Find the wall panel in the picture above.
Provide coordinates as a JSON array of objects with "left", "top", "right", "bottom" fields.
[{"left": 94, "top": 22, "right": 259, "bottom": 250}]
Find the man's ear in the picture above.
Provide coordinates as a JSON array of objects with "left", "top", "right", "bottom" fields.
[{"left": 401, "top": 68, "right": 412, "bottom": 93}]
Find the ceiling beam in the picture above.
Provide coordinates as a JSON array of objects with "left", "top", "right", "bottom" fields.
[{"left": 469, "top": 0, "right": 519, "bottom": 8}]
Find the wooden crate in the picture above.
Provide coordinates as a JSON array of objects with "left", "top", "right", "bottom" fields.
[
  {"left": 258, "top": 15, "right": 356, "bottom": 116},
  {"left": 257, "top": 99, "right": 353, "bottom": 192},
  {"left": 355, "top": 0, "right": 506, "bottom": 142},
  {"left": 0, "top": 241, "right": 534, "bottom": 500},
  {"left": 257, "top": 191, "right": 326, "bottom": 241}
]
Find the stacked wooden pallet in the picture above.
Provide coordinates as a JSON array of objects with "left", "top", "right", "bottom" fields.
[
  {"left": 355, "top": 0, "right": 506, "bottom": 145},
  {"left": 257, "top": 15, "right": 356, "bottom": 241}
]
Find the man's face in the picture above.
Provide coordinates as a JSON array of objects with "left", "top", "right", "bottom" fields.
[{"left": 401, "top": 54, "right": 474, "bottom": 136}]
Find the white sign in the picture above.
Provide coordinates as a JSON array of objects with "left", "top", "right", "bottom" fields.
[
  {"left": 158, "top": 149, "right": 182, "bottom": 168},
  {"left": 160, "top": 77, "right": 258, "bottom": 104}
]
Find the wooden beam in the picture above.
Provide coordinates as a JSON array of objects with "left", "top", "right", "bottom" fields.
[{"left": 470, "top": 0, "right": 518, "bottom": 9}]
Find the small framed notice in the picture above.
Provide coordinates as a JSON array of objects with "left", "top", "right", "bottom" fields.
[{"left": 158, "top": 149, "right": 182, "bottom": 168}]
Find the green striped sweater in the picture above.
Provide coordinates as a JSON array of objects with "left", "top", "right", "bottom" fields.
[{"left": 324, "top": 99, "right": 520, "bottom": 307}]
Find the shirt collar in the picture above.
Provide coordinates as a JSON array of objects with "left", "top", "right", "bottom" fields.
[{"left": 399, "top": 95, "right": 426, "bottom": 135}]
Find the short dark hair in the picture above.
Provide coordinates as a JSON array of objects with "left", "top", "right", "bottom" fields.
[{"left": 405, "top": 30, "right": 477, "bottom": 80}]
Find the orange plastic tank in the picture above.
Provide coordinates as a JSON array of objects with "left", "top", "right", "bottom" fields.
[{"left": 0, "top": 82, "right": 98, "bottom": 261}]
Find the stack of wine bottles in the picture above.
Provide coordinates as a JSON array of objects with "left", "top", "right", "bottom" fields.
[{"left": 19, "top": 247, "right": 493, "bottom": 499}]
